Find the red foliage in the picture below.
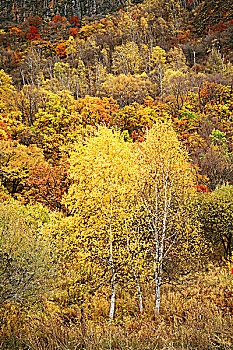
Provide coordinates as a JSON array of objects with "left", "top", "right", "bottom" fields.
[
  {"left": 0, "top": 118, "right": 11, "bottom": 140},
  {"left": 69, "top": 28, "right": 79, "bottom": 38},
  {"left": 27, "top": 26, "right": 40, "bottom": 41},
  {"left": 197, "top": 185, "right": 210, "bottom": 193},
  {"left": 68, "top": 15, "right": 81, "bottom": 27},
  {"left": 27, "top": 159, "right": 70, "bottom": 213},
  {"left": 198, "top": 81, "right": 227, "bottom": 107},
  {"left": 210, "top": 21, "right": 227, "bottom": 33}
]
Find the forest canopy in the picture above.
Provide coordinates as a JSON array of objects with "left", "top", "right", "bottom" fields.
[{"left": 0, "top": 0, "right": 233, "bottom": 349}]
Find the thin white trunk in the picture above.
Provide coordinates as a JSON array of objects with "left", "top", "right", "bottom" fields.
[
  {"left": 155, "top": 267, "right": 162, "bottom": 314},
  {"left": 76, "top": 78, "right": 79, "bottom": 99},
  {"left": 88, "top": 68, "right": 93, "bottom": 96},
  {"left": 109, "top": 191, "right": 115, "bottom": 322},
  {"left": 109, "top": 262, "right": 116, "bottom": 321},
  {"left": 159, "top": 67, "right": 163, "bottom": 99},
  {"left": 125, "top": 216, "right": 143, "bottom": 314},
  {"left": 155, "top": 163, "right": 172, "bottom": 315},
  {"left": 137, "top": 277, "right": 143, "bottom": 313}
]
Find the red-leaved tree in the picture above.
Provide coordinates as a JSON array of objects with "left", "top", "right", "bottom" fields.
[
  {"left": 27, "top": 26, "right": 40, "bottom": 41},
  {"left": 27, "top": 158, "right": 70, "bottom": 213}
]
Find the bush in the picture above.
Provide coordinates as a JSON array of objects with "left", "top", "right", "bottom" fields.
[
  {"left": 0, "top": 199, "right": 59, "bottom": 306},
  {"left": 195, "top": 184, "right": 233, "bottom": 261}
]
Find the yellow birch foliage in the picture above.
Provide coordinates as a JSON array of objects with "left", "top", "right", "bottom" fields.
[
  {"left": 112, "top": 42, "right": 142, "bottom": 75},
  {"left": 100, "top": 73, "right": 152, "bottom": 107},
  {"left": 0, "top": 140, "right": 45, "bottom": 197},
  {"left": 62, "top": 127, "right": 137, "bottom": 273},
  {"left": 134, "top": 122, "right": 208, "bottom": 279},
  {"left": 60, "top": 123, "right": 208, "bottom": 317},
  {"left": 0, "top": 70, "right": 16, "bottom": 113}
]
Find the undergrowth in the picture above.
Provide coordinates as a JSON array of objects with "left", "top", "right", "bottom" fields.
[{"left": 1, "top": 265, "right": 232, "bottom": 350}]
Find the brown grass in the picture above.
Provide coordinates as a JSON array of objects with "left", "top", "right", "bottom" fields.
[{"left": 1, "top": 265, "right": 232, "bottom": 350}]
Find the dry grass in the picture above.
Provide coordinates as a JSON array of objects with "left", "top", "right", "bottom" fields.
[{"left": 1, "top": 265, "right": 232, "bottom": 350}]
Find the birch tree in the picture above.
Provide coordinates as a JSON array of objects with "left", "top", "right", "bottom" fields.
[
  {"left": 63, "top": 127, "right": 137, "bottom": 320},
  {"left": 150, "top": 46, "right": 167, "bottom": 98},
  {"left": 135, "top": 122, "right": 207, "bottom": 314}
]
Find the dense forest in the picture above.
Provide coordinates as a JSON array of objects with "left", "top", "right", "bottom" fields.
[{"left": 0, "top": 0, "right": 233, "bottom": 349}]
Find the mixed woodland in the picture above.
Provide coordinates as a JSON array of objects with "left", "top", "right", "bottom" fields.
[{"left": 0, "top": 0, "right": 233, "bottom": 349}]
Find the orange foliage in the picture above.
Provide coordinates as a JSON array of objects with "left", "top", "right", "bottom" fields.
[
  {"left": 9, "top": 27, "right": 25, "bottom": 40},
  {"left": 199, "top": 82, "right": 229, "bottom": 107},
  {"left": 27, "top": 158, "right": 70, "bottom": 213},
  {"left": 131, "top": 11, "right": 137, "bottom": 20},
  {"left": 210, "top": 21, "right": 227, "bottom": 33},
  {"left": 55, "top": 43, "right": 67, "bottom": 59},
  {"left": 177, "top": 30, "right": 191, "bottom": 43},
  {"left": 53, "top": 15, "right": 66, "bottom": 23},
  {"left": 75, "top": 96, "right": 119, "bottom": 127},
  {"left": 197, "top": 184, "right": 210, "bottom": 193}
]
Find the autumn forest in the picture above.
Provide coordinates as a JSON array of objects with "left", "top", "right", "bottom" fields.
[{"left": 0, "top": 0, "right": 233, "bottom": 349}]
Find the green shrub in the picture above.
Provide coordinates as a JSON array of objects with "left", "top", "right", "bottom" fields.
[
  {"left": 0, "top": 199, "right": 59, "bottom": 306},
  {"left": 195, "top": 184, "right": 233, "bottom": 261}
]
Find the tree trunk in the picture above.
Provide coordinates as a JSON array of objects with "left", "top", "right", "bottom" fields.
[
  {"left": 137, "top": 277, "right": 143, "bottom": 313},
  {"left": 109, "top": 192, "right": 115, "bottom": 321},
  {"left": 109, "top": 263, "right": 115, "bottom": 321},
  {"left": 155, "top": 266, "right": 162, "bottom": 314}
]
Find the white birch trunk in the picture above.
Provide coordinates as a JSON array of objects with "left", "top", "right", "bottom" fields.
[
  {"left": 137, "top": 277, "right": 143, "bottom": 313},
  {"left": 155, "top": 265, "right": 162, "bottom": 314},
  {"left": 109, "top": 191, "right": 115, "bottom": 322},
  {"left": 155, "top": 163, "right": 171, "bottom": 315},
  {"left": 159, "top": 67, "right": 163, "bottom": 99},
  {"left": 125, "top": 217, "right": 144, "bottom": 314},
  {"left": 109, "top": 261, "right": 116, "bottom": 321}
]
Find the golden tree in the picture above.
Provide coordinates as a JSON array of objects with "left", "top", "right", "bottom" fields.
[
  {"left": 63, "top": 127, "right": 137, "bottom": 320},
  {"left": 62, "top": 123, "right": 207, "bottom": 317},
  {"left": 134, "top": 122, "right": 208, "bottom": 314}
]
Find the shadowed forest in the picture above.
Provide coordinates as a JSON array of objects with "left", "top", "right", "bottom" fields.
[{"left": 0, "top": 0, "right": 233, "bottom": 349}]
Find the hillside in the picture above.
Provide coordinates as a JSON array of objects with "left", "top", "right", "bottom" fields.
[
  {"left": 0, "top": 0, "right": 142, "bottom": 24},
  {"left": 0, "top": 0, "right": 233, "bottom": 349}
]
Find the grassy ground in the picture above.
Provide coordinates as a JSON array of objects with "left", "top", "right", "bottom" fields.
[{"left": 1, "top": 265, "right": 232, "bottom": 350}]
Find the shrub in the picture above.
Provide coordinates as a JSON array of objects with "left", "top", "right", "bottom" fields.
[
  {"left": 0, "top": 199, "right": 58, "bottom": 306},
  {"left": 195, "top": 184, "right": 233, "bottom": 261}
]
